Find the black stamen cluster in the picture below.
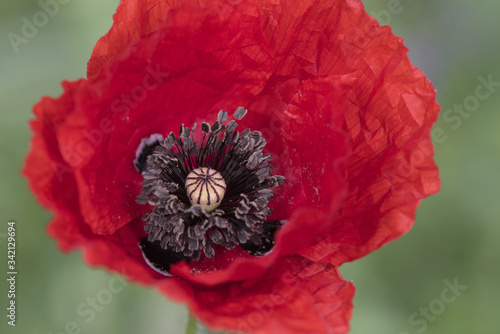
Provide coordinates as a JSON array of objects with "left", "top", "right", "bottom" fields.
[{"left": 137, "top": 108, "right": 285, "bottom": 261}]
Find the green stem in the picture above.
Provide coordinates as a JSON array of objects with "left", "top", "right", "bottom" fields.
[
  {"left": 185, "top": 312, "right": 226, "bottom": 334},
  {"left": 185, "top": 312, "right": 198, "bottom": 334}
]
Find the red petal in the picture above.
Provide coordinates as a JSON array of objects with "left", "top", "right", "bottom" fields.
[
  {"left": 81, "top": 220, "right": 159, "bottom": 285},
  {"left": 159, "top": 255, "right": 355, "bottom": 334},
  {"left": 60, "top": 0, "right": 273, "bottom": 236},
  {"left": 255, "top": 0, "right": 440, "bottom": 264},
  {"left": 305, "top": 46, "right": 441, "bottom": 266},
  {"left": 87, "top": 0, "right": 174, "bottom": 79},
  {"left": 23, "top": 81, "right": 83, "bottom": 212}
]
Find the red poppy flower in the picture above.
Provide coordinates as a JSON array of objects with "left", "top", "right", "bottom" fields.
[{"left": 24, "top": 0, "right": 440, "bottom": 333}]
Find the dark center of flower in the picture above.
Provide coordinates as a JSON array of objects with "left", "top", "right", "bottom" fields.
[{"left": 136, "top": 107, "right": 284, "bottom": 272}]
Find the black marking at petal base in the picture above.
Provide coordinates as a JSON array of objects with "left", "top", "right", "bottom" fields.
[
  {"left": 136, "top": 107, "right": 285, "bottom": 262},
  {"left": 240, "top": 220, "right": 283, "bottom": 256},
  {"left": 139, "top": 237, "right": 190, "bottom": 275},
  {"left": 134, "top": 134, "right": 164, "bottom": 173}
]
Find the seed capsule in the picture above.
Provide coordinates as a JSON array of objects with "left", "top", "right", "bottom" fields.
[{"left": 185, "top": 167, "right": 226, "bottom": 211}]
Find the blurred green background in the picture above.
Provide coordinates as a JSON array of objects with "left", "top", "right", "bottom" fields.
[{"left": 0, "top": 0, "right": 499, "bottom": 333}]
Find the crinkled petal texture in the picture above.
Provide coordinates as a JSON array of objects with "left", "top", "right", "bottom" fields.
[
  {"left": 161, "top": 255, "right": 354, "bottom": 334},
  {"left": 23, "top": 0, "right": 440, "bottom": 333}
]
